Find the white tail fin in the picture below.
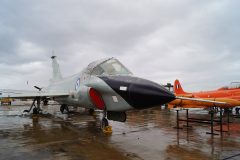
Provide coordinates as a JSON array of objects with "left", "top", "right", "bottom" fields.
[{"left": 50, "top": 55, "right": 62, "bottom": 82}]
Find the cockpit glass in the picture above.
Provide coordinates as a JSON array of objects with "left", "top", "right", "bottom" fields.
[{"left": 91, "top": 59, "right": 132, "bottom": 75}]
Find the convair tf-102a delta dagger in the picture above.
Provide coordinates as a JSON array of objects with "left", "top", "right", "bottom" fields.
[{"left": 0, "top": 56, "right": 225, "bottom": 128}]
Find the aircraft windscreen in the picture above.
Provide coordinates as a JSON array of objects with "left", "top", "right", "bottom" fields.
[{"left": 91, "top": 59, "right": 132, "bottom": 76}]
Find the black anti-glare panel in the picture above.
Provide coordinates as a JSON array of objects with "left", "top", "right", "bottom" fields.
[{"left": 99, "top": 76, "right": 175, "bottom": 109}]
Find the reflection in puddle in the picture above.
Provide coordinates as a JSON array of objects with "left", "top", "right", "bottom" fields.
[
  {"left": 110, "top": 108, "right": 240, "bottom": 160},
  {"left": 0, "top": 104, "right": 240, "bottom": 160}
]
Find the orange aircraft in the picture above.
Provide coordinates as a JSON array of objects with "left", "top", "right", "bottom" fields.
[
  {"left": 174, "top": 80, "right": 240, "bottom": 100},
  {"left": 168, "top": 80, "right": 240, "bottom": 109}
]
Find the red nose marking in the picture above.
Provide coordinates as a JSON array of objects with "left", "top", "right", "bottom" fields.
[{"left": 89, "top": 88, "right": 105, "bottom": 110}]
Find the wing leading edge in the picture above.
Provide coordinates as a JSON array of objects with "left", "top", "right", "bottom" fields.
[{"left": 0, "top": 89, "right": 69, "bottom": 99}]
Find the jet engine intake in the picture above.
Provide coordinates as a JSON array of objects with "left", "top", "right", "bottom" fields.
[{"left": 89, "top": 88, "right": 105, "bottom": 110}]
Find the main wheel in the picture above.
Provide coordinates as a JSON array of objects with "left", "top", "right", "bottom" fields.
[
  {"left": 33, "top": 108, "right": 39, "bottom": 114},
  {"left": 43, "top": 100, "right": 48, "bottom": 106},
  {"left": 60, "top": 104, "right": 69, "bottom": 114},
  {"left": 60, "top": 105, "right": 65, "bottom": 114},
  {"left": 101, "top": 118, "right": 109, "bottom": 129},
  {"left": 65, "top": 106, "right": 69, "bottom": 113}
]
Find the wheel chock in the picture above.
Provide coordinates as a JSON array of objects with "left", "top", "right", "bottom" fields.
[{"left": 102, "top": 126, "right": 112, "bottom": 134}]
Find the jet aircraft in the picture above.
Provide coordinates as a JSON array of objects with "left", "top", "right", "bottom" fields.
[
  {"left": 0, "top": 57, "right": 225, "bottom": 128},
  {"left": 0, "top": 56, "right": 178, "bottom": 128},
  {"left": 169, "top": 79, "right": 240, "bottom": 109},
  {"left": 174, "top": 79, "right": 240, "bottom": 100}
]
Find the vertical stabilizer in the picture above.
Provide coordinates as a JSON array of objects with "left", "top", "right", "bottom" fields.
[
  {"left": 174, "top": 79, "right": 187, "bottom": 95},
  {"left": 51, "top": 55, "right": 62, "bottom": 82}
]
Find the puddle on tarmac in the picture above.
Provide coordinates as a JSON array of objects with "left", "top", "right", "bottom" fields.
[{"left": 0, "top": 102, "right": 240, "bottom": 160}]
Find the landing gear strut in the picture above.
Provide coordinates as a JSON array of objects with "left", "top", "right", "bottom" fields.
[
  {"left": 23, "top": 97, "right": 41, "bottom": 114},
  {"left": 60, "top": 104, "right": 69, "bottom": 114},
  {"left": 101, "top": 110, "right": 112, "bottom": 134},
  {"left": 101, "top": 117, "right": 109, "bottom": 129},
  {"left": 101, "top": 110, "right": 109, "bottom": 129}
]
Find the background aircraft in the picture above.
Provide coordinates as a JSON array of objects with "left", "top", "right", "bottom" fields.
[
  {"left": 174, "top": 79, "right": 240, "bottom": 100},
  {"left": 169, "top": 79, "right": 240, "bottom": 109}
]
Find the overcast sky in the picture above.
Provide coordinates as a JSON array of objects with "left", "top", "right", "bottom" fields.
[{"left": 0, "top": 0, "right": 239, "bottom": 91}]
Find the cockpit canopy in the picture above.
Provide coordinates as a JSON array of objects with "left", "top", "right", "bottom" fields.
[
  {"left": 220, "top": 82, "right": 240, "bottom": 90},
  {"left": 84, "top": 58, "right": 132, "bottom": 76}
]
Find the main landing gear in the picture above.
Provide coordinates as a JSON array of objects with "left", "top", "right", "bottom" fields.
[
  {"left": 43, "top": 99, "right": 48, "bottom": 106},
  {"left": 23, "top": 97, "right": 41, "bottom": 114},
  {"left": 60, "top": 104, "right": 69, "bottom": 114}
]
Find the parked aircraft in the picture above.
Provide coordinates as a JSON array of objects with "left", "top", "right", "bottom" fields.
[
  {"left": 174, "top": 79, "right": 240, "bottom": 100},
  {"left": 168, "top": 97, "right": 240, "bottom": 109},
  {"left": 0, "top": 56, "right": 178, "bottom": 127},
  {"left": 169, "top": 79, "right": 240, "bottom": 109},
  {"left": 0, "top": 57, "right": 226, "bottom": 128}
]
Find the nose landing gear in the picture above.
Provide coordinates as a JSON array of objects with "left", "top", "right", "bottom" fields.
[
  {"left": 101, "top": 117, "right": 109, "bottom": 129},
  {"left": 101, "top": 111, "right": 112, "bottom": 134},
  {"left": 101, "top": 110, "right": 109, "bottom": 128}
]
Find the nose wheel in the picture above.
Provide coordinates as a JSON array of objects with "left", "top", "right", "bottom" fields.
[
  {"left": 60, "top": 104, "right": 69, "bottom": 114},
  {"left": 101, "top": 117, "right": 112, "bottom": 134},
  {"left": 101, "top": 111, "right": 112, "bottom": 134},
  {"left": 101, "top": 117, "right": 109, "bottom": 128}
]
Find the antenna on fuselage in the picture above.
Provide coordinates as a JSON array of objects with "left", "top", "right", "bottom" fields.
[{"left": 51, "top": 50, "right": 56, "bottom": 59}]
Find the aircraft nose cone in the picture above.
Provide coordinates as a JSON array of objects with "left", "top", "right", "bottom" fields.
[
  {"left": 128, "top": 80, "right": 175, "bottom": 109},
  {"left": 99, "top": 76, "right": 175, "bottom": 109}
]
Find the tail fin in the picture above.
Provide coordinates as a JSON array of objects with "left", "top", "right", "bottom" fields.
[
  {"left": 50, "top": 55, "right": 62, "bottom": 82},
  {"left": 174, "top": 79, "right": 187, "bottom": 94}
]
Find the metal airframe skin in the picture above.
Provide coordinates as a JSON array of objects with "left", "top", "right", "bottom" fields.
[
  {"left": 48, "top": 58, "right": 136, "bottom": 111},
  {"left": 51, "top": 57, "right": 175, "bottom": 111},
  {"left": 0, "top": 57, "right": 176, "bottom": 124},
  {"left": 171, "top": 79, "right": 240, "bottom": 109}
]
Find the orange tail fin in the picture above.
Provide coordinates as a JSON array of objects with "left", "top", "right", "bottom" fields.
[{"left": 174, "top": 79, "right": 187, "bottom": 94}]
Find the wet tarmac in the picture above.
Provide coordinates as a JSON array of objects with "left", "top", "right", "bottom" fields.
[{"left": 0, "top": 101, "right": 240, "bottom": 160}]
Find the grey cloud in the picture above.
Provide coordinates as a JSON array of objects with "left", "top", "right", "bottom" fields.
[{"left": 0, "top": 0, "right": 239, "bottom": 91}]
